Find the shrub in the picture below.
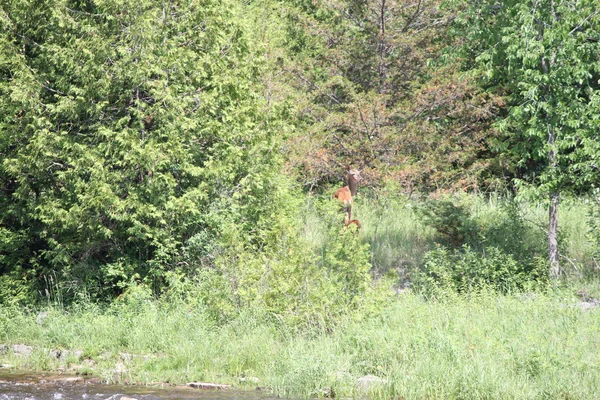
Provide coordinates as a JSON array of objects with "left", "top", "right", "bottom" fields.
[
  {"left": 173, "top": 195, "right": 388, "bottom": 329},
  {"left": 417, "top": 198, "right": 479, "bottom": 248},
  {"left": 0, "top": 0, "right": 289, "bottom": 303},
  {"left": 413, "top": 245, "right": 547, "bottom": 295}
]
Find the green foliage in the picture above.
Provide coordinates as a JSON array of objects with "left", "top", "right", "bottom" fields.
[
  {"left": 586, "top": 191, "right": 600, "bottom": 275},
  {"left": 417, "top": 199, "right": 479, "bottom": 247},
  {"left": 488, "top": 0, "right": 600, "bottom": 196},
  {"left": 3, "top": 291, "right": 600, "bottom": 399},
  {"left": 417, "top": 196, "right": 548, "bottom": 255},
  {"left": 450, "top": 0, "right": 600, "bottom": 276},
  {"left": 414, "top": 245, "right": 547, "bottom": 295},
  {"left": 414, "top": 195, "right": 552, "bottom": 293},
  {"left": 176, "top": 194, "right": 386, "bottom": 330},
  {"left": 0, "top": 0, "right": 291, "bottom": 300},
  {"left": 279, "top": 0, "right": 501, "bottom": 192}
]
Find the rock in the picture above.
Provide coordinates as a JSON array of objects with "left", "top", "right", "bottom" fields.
[
  {"left": 187, "top": 382, "right": 231, "bottom": 390},
  {"left": 120, "top": 397, "right": 138, "bottom": 400},
  {"left": 36, "top": 311, "right": 49, "bottom": 326},
  {"left": 83, "top": 358, "right": 96, "bottom": 367},
  {"left": 55, "top": 376, "right": 84, "bottom": 383},
  {"left": 119, "top": 352, "right": 132, "bottom": 362},
  {"left": 0, "top": 344, "right": 7, "bottom": 354},
  {"left": 113, "top": 361, "right": 127, "bottom": 375},
  {"left": 12, "top": 344, "right": 33, "bottom": 357},
  {"left": 579, "top": 299, "right": 600, "bottom": 311},
  {"left": 356, "top": 375, "right": 388, "bottom": 392},
  {"left": 239, "top": 376, "right": 260, "bottom": 384},
  {"left": 0, "top": 364, "right": 14, "bottom": 369},
  {"left": 68, "top": 364, "right": 83, "bottom": 372}
]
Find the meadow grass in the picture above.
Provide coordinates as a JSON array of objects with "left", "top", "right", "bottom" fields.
[
  {"left": 1, "top": 193, "right": 599, "bottom": 398},
  {"left": 1, "top": 290, "right": 600, "bottom": 399},
  {"left": 302, "top": 192, "right": 598, "bottom": 279}
]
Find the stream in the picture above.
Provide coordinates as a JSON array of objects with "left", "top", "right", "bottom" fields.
[{"left": 0, "top": 372, "right": 275, "bottom": 400}]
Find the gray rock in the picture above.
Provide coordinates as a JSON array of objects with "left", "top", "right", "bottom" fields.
[
  {"left": 83, "top": 358, "right": 96, "bottom": 367},
  {"left": 113, "top": 361, "right": 127, "bottom": 375},
  {"left": 36, "top": 311, "right": 49, "bottom": 326},
  {"left": 187, "top": 382, "right": 231, "bottom": 390},
  {"left": 579, "top": 299, "right": 600, "bottom": 311},
  {"left": 356, "top": 375, "right": 388, "bottom": 392},
  {"left": 0, "top": 344, "right": 7, "bottom": 354},
  {"left": 12, "top": 344, "right": 33, "bottom": 357},
  {"left": 55, "top": 376, "right": 84, "bottom": 383},
  {"left": 239, "top": 376, "right": 260, "bottom": 384}
]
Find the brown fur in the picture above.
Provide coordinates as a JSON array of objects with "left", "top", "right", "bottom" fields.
[
  {"left": 332, "top": 168, "right": 362, "bottom": 222},
  {"left": 344, "top": 219, "right": 361, "bottom": 232}
]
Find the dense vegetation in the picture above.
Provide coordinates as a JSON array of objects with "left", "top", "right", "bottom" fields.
[
  {"left": 3, "top": 290, "right": 600, "bottom": 399},
  {"left": 1, "top": 0, "right": 600, "bottom": 396}
]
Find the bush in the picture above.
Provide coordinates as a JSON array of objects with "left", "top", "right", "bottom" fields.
[
  {"left": 0, "top": 0, "right": 291, "bottom": 302},
  {"left": 173, "top": 195, "right": 389, "bottom": 330},
  {"left": 417, "top": 199, "right": 479, "bottom": 248},
  {"left": 413, "top": 245, "right": 547, "bottom": 295},
  {"left": 414, "top": 195, "right": 550, "bottom": 293}
]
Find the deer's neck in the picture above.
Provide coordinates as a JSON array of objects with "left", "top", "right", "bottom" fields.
[{"left": 348, "top": 177, "right": 358, "bottom": 197}]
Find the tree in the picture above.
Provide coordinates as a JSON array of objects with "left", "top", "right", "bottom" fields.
[
  {"left": 278, "top": 0, "right": 504, "bottom": 192},
  {"left": 465, "top": 0, "right": 600, "bottom": 277},
  {"left": 0, "top": 0, "right": 289, "bottom": 299}
]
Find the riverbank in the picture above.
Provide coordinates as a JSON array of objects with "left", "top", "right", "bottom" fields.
[
  {"left": 0, "top": 370, "right": 271, "bottom": 400},
  {"left": 2, "top": 289, "right": 600, "bottom": 399}
]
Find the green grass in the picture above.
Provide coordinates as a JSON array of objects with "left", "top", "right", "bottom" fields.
[
  {"left": 300, "top": 193, "right": 435, "bottom": 277},
  {"left": 302, "top": 192, "right": 598, "bottom": 279},
  {"left": 2, "top": 193, "right": 599, "bottom": 398},
  {"left": 1, "top": 290, "right": 600, "bottom": 399}
]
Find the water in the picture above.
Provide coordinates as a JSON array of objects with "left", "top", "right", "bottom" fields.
[{"left": 0, "top": 372, "right": 274, "bottom": 400}]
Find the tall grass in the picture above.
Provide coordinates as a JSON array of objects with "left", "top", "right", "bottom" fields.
[
  {"left": 2, "top": 193, "right": 599, "bottom": 398},
  {"left": 1, "top": 291, "right": 600, "bottom": 399},
  {"left": 301, "top": 191, "right": 598, "bottom": 280},
  {"left": 300, "top": 193, "right": 434, "bottom": 277}
]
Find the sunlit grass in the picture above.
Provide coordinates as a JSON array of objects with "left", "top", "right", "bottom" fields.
[
  {"left": 301, "top": 191, "right": 597, "bottom": 279},
  {"left": 1, "top": 193, "right": 599, "bottom": 398},
  {"left": 2, "top": 290, "right": 600, "bottom": 399}
]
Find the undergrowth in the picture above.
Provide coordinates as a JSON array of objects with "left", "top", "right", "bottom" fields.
[{"left": 1, "top": 289, "right": 600, "bottom": 399}]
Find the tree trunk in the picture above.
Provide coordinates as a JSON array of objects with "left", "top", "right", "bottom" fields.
[{"left": 549, "top": 192, "right": 560, "bottom": 279}]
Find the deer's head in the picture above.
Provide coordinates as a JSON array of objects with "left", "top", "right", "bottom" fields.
[{"left": 346, "top": 168, "right": 362, "bottom": 184}]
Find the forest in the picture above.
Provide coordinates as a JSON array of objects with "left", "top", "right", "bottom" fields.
[{"left": 1, "top": 0, "right": 600, "bottom": 398}]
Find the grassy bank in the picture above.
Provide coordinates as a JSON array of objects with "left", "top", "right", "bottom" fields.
[
  {"left": 302, "top": 192, "right": 597, "bottom": 279},
  {"left": 2, "top": 194, "right": 599, "bottom": 398},
  {"left": 1, "top": 290, "right": 600, "bottom": 399}
]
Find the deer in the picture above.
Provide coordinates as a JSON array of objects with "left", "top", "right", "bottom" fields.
[
  {"left": 333, "top": 167, "right": 362, "bottom": 225},
  {"left": 343, "top": 218, "right": 362, "bottom": 233}
]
